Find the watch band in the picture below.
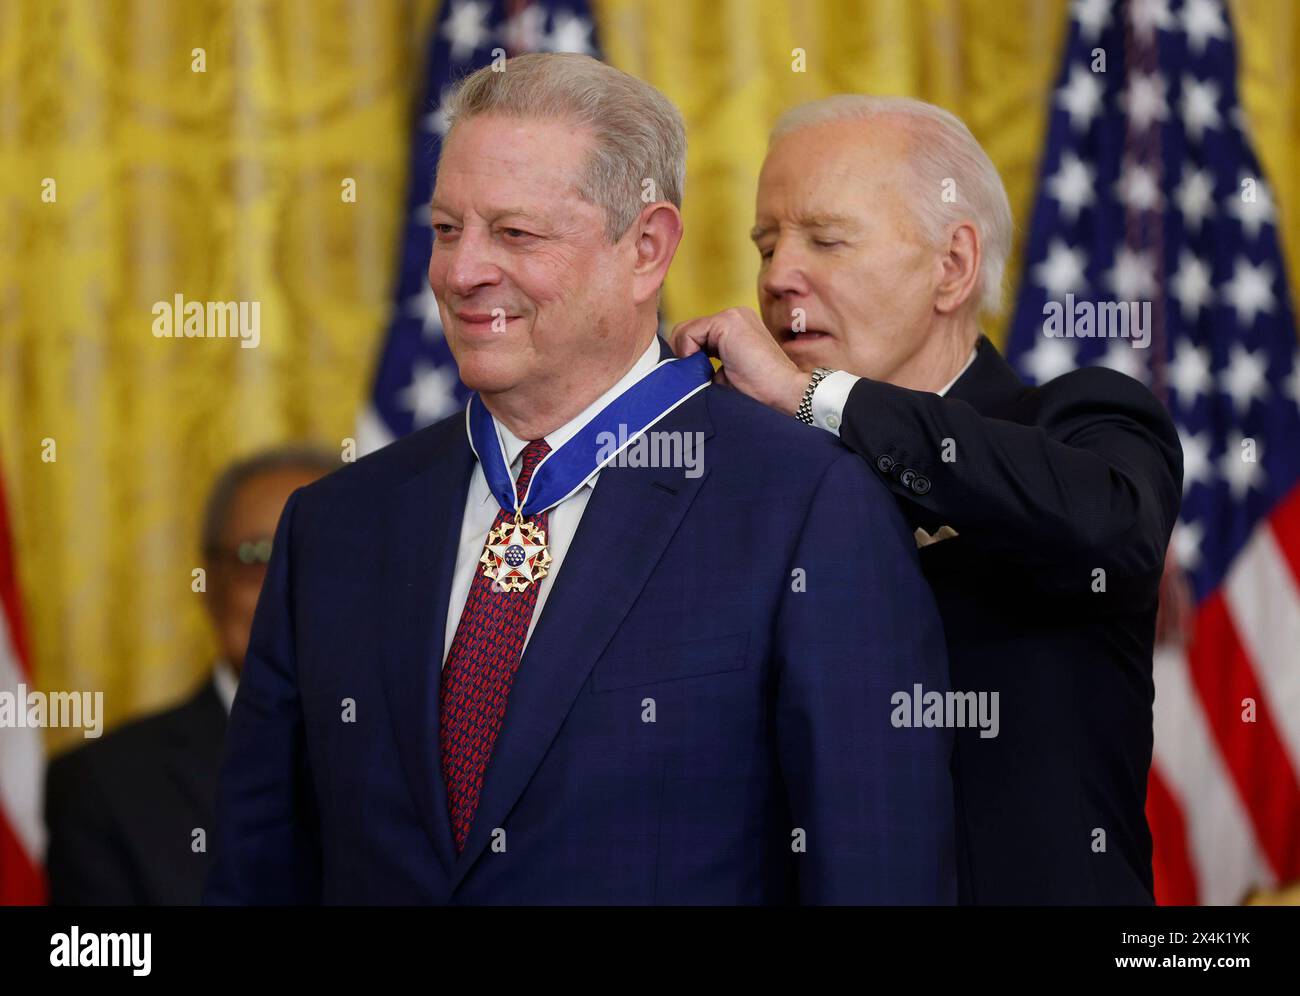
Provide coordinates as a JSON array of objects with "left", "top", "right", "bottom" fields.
[{"left": 795, "top": 367, "right": 836, "bottom": 425}]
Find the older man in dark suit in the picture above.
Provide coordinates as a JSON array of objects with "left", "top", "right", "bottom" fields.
[
  {"left": 204, "top": 55, "right": 956, "bottom": 906},
  {"left": 672, "top": 95, "right": 1183, "bottom": 904}
]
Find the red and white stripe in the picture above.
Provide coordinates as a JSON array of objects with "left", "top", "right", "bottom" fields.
[
  {"left": 0, "top": 471, "right": 45, "bottom": 904},
  {"left": 1149, "top": 484, "right": 1300, "bottom": 904}
]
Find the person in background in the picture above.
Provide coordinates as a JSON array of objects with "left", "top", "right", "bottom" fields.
[{"left": 45, "top": 445, "right": 336, "bottom": 905}]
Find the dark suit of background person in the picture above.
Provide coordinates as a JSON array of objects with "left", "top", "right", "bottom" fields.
[
  {"left": 827, "top": 335, "right": 1183, "bottom": 904},
  {"left": 44, "top": 446, "right": 334, "bottom": 905},
  {"left": 45, "top": 669, "right": 232, "bottom": 905},
  {"left": 202, "top": 340, "right": 958, "bottom": 905}
]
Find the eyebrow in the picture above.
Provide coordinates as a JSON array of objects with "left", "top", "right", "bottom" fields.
[
  {"left": 428, "top": 201, "right": 540, "bottom": 222},
  {"left": 750, "top": 213, "right": 860, "bottom": 241}
]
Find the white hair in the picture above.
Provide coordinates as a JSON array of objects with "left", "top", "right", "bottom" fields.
[
  {"left": 443, "top": 53, "right": 686, "bottom": 243},
  {"left": 771, "top": 95, "right": 1014, "bottom": 316}
]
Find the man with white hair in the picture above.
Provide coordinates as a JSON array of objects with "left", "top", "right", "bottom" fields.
[
  {"left": 672, "top": 95, "right": 1183, "bottom": 904},
  {"left": 205, "top": 59, "right": 956, "bottom": 905}
]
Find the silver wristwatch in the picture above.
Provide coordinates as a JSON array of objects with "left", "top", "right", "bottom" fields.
[{"left": 794, "top": 367, "right": 836, "bottom": 425}]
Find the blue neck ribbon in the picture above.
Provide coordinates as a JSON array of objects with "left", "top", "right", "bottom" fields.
[{"left": 467, "top": 350, "right": 713, "bottom": 518}]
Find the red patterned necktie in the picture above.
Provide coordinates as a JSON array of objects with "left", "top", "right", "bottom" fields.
[{"left": 440, "top": 437, "right": 551, "bottom": 852}]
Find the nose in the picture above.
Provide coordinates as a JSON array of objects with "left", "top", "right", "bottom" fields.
[
  {"left": 438, "top": 226, "right": 503, "bottom": 299},
  {"left": 760, "top": 239, "right": 810, "bottom": 301}
]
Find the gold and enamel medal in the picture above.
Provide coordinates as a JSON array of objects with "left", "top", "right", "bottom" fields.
[{"left": 479, "top": 510, "right": 552, "bottom": 592}]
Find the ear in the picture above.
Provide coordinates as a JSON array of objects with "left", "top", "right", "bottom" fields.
[
  {"left": 935, "top": 220, "right": 981, "bottom": 314},
  {"left": 629, "top": 202, "right": 684, "bottom": 307}
]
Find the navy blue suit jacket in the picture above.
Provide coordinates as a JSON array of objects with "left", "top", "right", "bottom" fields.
[{"left": 204, "top": 346, "right": 956, "bottom": 904}]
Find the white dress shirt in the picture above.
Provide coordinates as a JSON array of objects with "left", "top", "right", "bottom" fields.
[
  {"left": 810, "top": 345, "right": 979, "bottom": 435},
  {"left": 442, "top": 336, "right": 663, "bottom": 666},
  {"left": 212, "top": 657, "right": 238, "bottom": 714}
]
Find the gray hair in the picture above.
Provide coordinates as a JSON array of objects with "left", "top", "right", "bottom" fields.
[
  {"left": 441, "top": 53, "right": 686, "bottom": 243},
  {"left": 771, "top": 95, "right": 1013, "bottom": 315},
  {"left": 201, "top": 444, "right": 338, "bottom": 555}
]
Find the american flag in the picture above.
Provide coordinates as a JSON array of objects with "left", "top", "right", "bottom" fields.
[
  {"left": 356, "top": 0, "right": 601, "bottom": 454},
  {"left": 1006, "top": 0, "right": 1300, "bottom": 903},
  {"left": 0, "top": 465, "right": 44, "bottom": 903}
]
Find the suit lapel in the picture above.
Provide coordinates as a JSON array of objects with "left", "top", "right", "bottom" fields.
[
  {"left": 379, "top": 419, "right": 473, "bottom": 878},
  {"left": 449, "top": 388, "right": 715, "bottom": 890}
]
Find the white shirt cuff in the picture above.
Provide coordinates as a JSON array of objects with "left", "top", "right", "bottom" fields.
[{"left": 809, "top": 370, "right": 861, "bottom": 436}]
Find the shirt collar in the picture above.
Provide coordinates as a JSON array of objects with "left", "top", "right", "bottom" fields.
[
  {"left": 212, "top": 658, "right": 238, "bottom": 715},
  {"left": 494, "top": 336, "right": 663, "bottom": 471},
  {"left": 937, "top": 345, "right": 979, "bottom": 397}
]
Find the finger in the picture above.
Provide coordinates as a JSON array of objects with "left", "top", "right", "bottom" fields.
[
  {"left": 670, "top": 318, "right": 722, "bottom": 357},
  {"left": 668, "top": 320, "right": 704, "bottom": 357}
]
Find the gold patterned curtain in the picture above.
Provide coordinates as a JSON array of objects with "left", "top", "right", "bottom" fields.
[
  {"left": 2, "top": 0, "right": 1298, "bottom": 752},
  {"left": 0, "top": 0, "right": 442, "bottom": 750}
]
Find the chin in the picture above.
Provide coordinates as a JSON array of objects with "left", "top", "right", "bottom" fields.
[
  {"left": 451, "top": 350, "right": 527, "bottom": 395},
  {"left": 780, "top": 343, "right": 834, "bottom": 373}
]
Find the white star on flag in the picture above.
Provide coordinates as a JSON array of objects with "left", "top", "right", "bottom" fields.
[
  {"left": 1097, "top": 339, "right": 1148, "bottom": 382},
  {"left": 1105, "top": 247, "right": 1157, "bottom": 300},
  {"left": 1226, "top": 175, "right": 1276, "bottom": 239},
  {"left": 1179, "top": 428, "right": 1213, "bottom": 494},
  {"left": 1169, "top": 340, "right": 1213, "bottom": 405},
  {"left": 1171, "top": 251, "right": 1214, "bottom": 319},
  {"left": 1072, "top": 0, "right": 1111, "bottom": 42},
  {"left": 1046, "top": 152, "right": 1096, "bottom": 221},
  {"left": 1221, "top": 344, "right": 1269, "bottom": 415},
  {"left": 501, "top": 5, "right": 548, "bottom": 52},
  {"left": 1123, "top": 71, "right": 1170, "bottom": 130},
  {"left": 1181, "top": 0, "right": 1230, "bottom": 54},
  {"left": 406, "top": 283, "right": 445, "bottom": 338},
  {"left": 1129, "top": 0, "right": 1173, "bottom": 41},
  {"left": 1173, "top": 518, "right": 1205, "bottom": 570},
  {"left": 1221, "top": 257, "right": 1275, "bottom": 326},
  {"left": 398, "top": 361, "right": 462, "bottom": 426},
  {"left": 1175, "top": 167, "right": 1216, "bottom": 231},
  {"left": 1057, "top": 66, "right": 1105, "bottom": 131},
  {"left": 1116, "top": 161, "right": 1162, "bottom": 212},
  {"left": 1180, "top": 76, "right": 1222, "bottom": 142},
  {"left": 1034, "top": 239, "right": 1089, "bottom": 298},
  {"left": 546, "top": 13, "right": 595, "bottom": 55},
  {"left": 441, "top": 0, "right": 492, "bottom": 62},
  {"left": 1219, "top": 430, "right": 1265, "bottom": 498},
  {"left": 1022, "top": 334, "right": 1078, "bottom": 385}
]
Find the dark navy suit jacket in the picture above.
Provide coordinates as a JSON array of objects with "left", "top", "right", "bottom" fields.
[
  {"left": 204, "top": 344, "right": 956, "bottom": 904},
  {"left": 838, "top": 337, "right": 1182, "bottom": 903}
]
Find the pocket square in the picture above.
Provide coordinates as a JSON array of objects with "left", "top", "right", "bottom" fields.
[{"left": 914, "top": 524, "right": 959, "bottom": 548}]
